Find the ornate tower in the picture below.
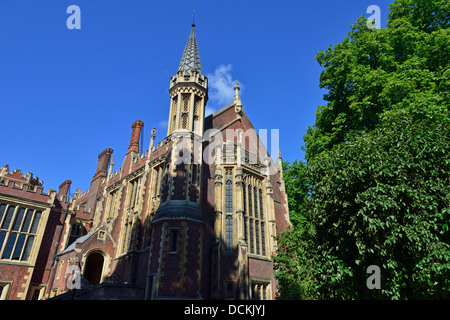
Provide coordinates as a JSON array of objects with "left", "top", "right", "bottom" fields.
[
  {"left": 159, "top": 17, "right": 207, "bottom": 206},
  {"left": 149, "top": 18, "right": 208, "bottom": 299},
  {"left": 166, "top": 20, "right": 208, "bottom": 137}
]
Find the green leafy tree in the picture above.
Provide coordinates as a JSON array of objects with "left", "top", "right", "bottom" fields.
[
  {"left": 303, "top": 0, "right": 449, "bottom": 161},
  {"left": 282, "top": 160, "right": 309, "bottom": 228},
  {"left": 275, "top": 0, "right": 449, "bottom": 299},
  {"left": 273, "top": 223, "right": 317, "bottom": 299},
  {"left": 274, "top": 160, "right": 315, "bottom": 299},
  {"left": 307, "top": 103, "right": 449, "bottom": 299}
]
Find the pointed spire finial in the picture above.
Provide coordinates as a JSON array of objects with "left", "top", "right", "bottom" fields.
[
  {"left": 234, "top": 81, "right": 242, "bottom": 116},
  {"left": 148, "top": 127, "right": 157, "bottom": 157},
  {"left": 234, "top": 81, "right": 240, "bottom": 101},
  {"left": 192, "top": 9, "right": 195, "bottom": 27},
  {"left": 178, "top": 10, "right": 202, "bottom": 74}
]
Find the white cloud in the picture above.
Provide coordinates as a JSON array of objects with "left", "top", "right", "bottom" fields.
[
  {"left": 156, "top": 65, "right": 241, "bottom": 119},
  {"left": 206, "top": 64, "right": 242, "bottom": 107},
  {"left": 158, "top": 120, "right": 168, "bottom": 128}
]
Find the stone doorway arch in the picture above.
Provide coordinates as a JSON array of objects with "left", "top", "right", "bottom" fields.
[{"left": 83, "top": 251, "right": 105, "bottom": 285}]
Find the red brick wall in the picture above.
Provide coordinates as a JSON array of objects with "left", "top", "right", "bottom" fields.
[
  {"left": 248, "top": 257, "right": 273, "bottom": 279},
  {"left": 0, "top": 264, "right": 32, "bottom": 299}
]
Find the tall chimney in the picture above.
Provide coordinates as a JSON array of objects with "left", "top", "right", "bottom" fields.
[
  {"left": 58, "top": 179, "right": 72, "bottom": 196},
  {"left": 58, "top": 179, "right": 72, "bottom": 200},
  {"left": 93, "top": 147, "right": 113, "bottom": 180},
  {"left": 127, "top": 120, "right": 144, "bottom": 154}
]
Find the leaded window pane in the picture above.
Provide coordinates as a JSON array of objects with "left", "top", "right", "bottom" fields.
[
  {"left": 0, "top": 231, "right": 6, "bottom": 252},
  {"left": 0, "top": 204, "right": 6, "bottom": 225},
  {"left": 242, "top": 178, "right": 267, "bottom": 257},
  {"left": 12, "top": 234, "right": 26, "bottom": 260},
  {"left": 12, "top": 207, "right": 26, "bottom": 231},
  {"left": 225, "top": 170, "right": 233, "bottom": 213},
  {"left": 29, "top": 211, "right": 41, "bottom": 234},
  {"left": 259, "top": 189, "right": 264, "bottom": 220},
  {"left": 21, "top": 209, "right": 34, "bottom": 233},
  {"left": 255, "top": 222, "right": 260, "bottom": 255},
  {"left": 21, "top": 236, "right": 34, "bottom": 261},
  {"left": 226, "top": 216, "right": 233, "bottom": 250},
  {"left": 254, "top": 187, "right": 258, "bottom": 219},
  {"left": 261, "top": 223, "right": 266, "bottom": 256},
  {"left": 249, "top": 219, "right": 254, "bottom": 254},
  {"left": 248, "top": 188, "right": 253, "bottom": 217},
  {"left": 2, "top": 233, "right": 17, "bottom": 259},
  {"left": 1, "top": 206, "right": 15, "bottom": 230}
]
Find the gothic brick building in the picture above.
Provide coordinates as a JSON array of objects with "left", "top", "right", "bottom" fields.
[
  {"left": 0, "top": 165, "right": 72, "bottom": 300},
  {"left": 0, "top": 22, "right": 290, "bottom": 300}
]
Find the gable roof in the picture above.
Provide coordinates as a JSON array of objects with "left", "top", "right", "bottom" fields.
[{"left": 57, "top": 232, "right": 94, "bottom": 255}]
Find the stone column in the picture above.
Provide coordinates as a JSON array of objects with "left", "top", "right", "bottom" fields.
[{"left": 266, "top": 178, "right": 276, "bottom": 253}]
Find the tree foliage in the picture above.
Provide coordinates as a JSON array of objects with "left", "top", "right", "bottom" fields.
[
  {"left": 307, "top": 103, "right": 449, "bottom": 299},
  {"left": 281, "top": 160, "right": 309, "bottom": 227},
  {"left": 303, "top": 0, "right": 449, "bottom": 161},
  {"left": 274, "top": 0, "right": 450, "bottom": 299},
  {"left": 274, "top": 160, "right": 314, "bottom": 299}
]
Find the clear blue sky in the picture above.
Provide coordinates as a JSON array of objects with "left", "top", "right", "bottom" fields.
[{"left": 0, "top": 0, "right": 394, "bottom": 194}]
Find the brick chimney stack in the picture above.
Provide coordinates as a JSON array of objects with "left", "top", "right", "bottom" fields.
[
  {"left": 93, "top": 147, "right": 113, "bottom": 180},
  {"left": 58, "top": 179, "right": 72, "bottom": 198},
  {"left": 127, "top": 120, "right": 144, "bottom": 154}
]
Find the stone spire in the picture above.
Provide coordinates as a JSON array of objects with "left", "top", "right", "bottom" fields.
[
  {"left": 178, "top": 17, "right": 202, "bottom": 75},
  {"left": 167, "top": 15, "right": 208, "bottom": 137}
]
